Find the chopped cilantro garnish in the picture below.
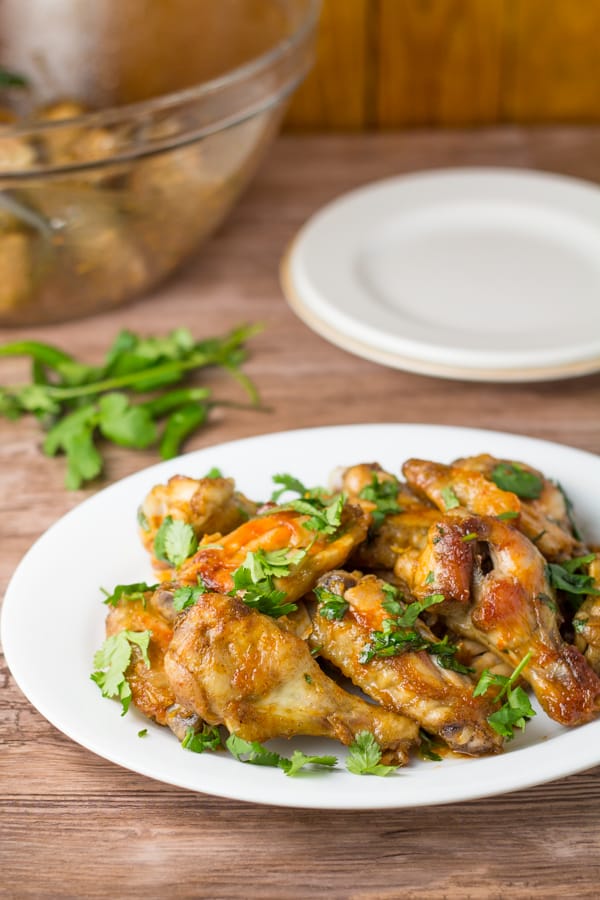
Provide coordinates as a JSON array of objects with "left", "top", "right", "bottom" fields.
[
  {"left": 181, "top": 724, "right": 222, "bottom": 753},
  {"left": 473, "top": 652, "right": 535, "bottom": 740},
  {"left": 314, "top": 585, "right": 349, "bottom": 620},
  {"left": 230, "top": 549, "right": 299, "bottom": 617},
  {"left": 101, "top": 582, "right": 158, "bottom": 607},
  {"left": 225, "top": 734, "right": 337, "bottom": 776},
  {"left": 270, "top": 473, "right": 309, "bottom": 502},
  {"left": 346, "top": 731, "right": 397, "bottom": 777},
  {"left": 418, "top": 729, "right": 443, "bottom": 762},
  {"left": 440, "top": 485, "right": 460, "bottom": 510},
  {"left": 91, "top": 630, "right": 151, "bottom": 715},
  {"left": 278, "top": 492, "right": 346, "bottom": 536},
  {"left": 153, "top": 516, "right": 198, "bottom": 567},
  {"left": 138, "top": 728, "right": 148, "bottom": 738},
  {"left": 359, "top": 475, "right": 402, "bottom": 527},
  {"left": 497, "top": 510, "right": 519, "bottom": 521},
  {"left": 490, "top": 463, "right": 543, "bottom": 499},
  {"left": 204, "top": 467, "right": 223, "bottom": 479},
  {"left": 172, "top": 577, "right": 208, "bottom": 611},
  {"left": 547, "top": 555, "right": 599, "bottom": 608}
]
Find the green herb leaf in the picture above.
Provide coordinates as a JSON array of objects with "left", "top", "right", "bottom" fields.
[
  {"left": 97, "top": 393, "right": 157, "bottom": 448},
  {"left": 497, "top": 511, "right": 519, "bottom": 521},
  {"left": 205, "top": 467, "right": 223, "bottom": 479},
  {"left": 225, "top": 734, "right": 337, "bottom": 776},
  {"left": 153, "top": 516, "right": 198, "bottom": 567},
  {"left": 359, "top": 475, "right": 402, "bottom": 527},
  {"left": 547, "top": 556, "right": 599, "bottom": 608},
  {"left": 314, "top": 585, "right": 349, "bottom": 620},
  {"left": 346, "top": 731, "right": 397, "bottom": 777},
  {"left": 392, "top": 593, "right": 445, "bottom": 628},
  {"left": 490, "top": 463, "right": 543, "bottom": 499},
  {"left": 474, "top": 652, "right": 535, "bottom": 740},
  {"left": 279, "top": 493, "right": 346, "bottom": 536},
  {"left": 138, "top": 729, "right": 148, "bottom": 738},
  {"left": 90, "top": 630, "right": 151, "bottom": 715},
  {"left": 181, "top": 724, "right": 222, "bottom": 753},
  {"left": 173, "top": 577, "right": 207, "bottom": 611},
  {"left": 441, "top": 485, "right": 460, "bottom": 510},
  {"left": 418, "top": 729, "right": 443, "bottom": 762},
  {"left": 271, "top": 473, "right": 309, "bottom": 502},
  {"left": 101, "top": 582, "right": 157, "bottom": 607},
  {"left": 281, "top": 750, "right": 338, "bottom": 777}
]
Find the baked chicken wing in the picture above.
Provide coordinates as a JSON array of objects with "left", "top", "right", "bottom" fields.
[
  {"left": 411, "top": 514, "right": 600, "bottom": 726},
  {"left": 105, "top": 584, "right": 200, "bottom": 738},
  {"left": 307, "top": 571, "right": 502, "bottom": 756},
  {"left": 164, "top": 592, "right": 419, "bottom": 764}
]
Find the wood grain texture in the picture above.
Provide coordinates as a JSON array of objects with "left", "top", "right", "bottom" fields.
[
  {"left": 2, "top": 129, "right": 600, "bottom": 898},
  {"left": 285, "top": 0, "right": 600, "bottom": 129}
]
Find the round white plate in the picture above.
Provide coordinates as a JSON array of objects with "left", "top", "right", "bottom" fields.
[
  {"left": 282, "top": 168, "right": 600, "bottom": 382},
  {"left": 2, "top": 423, "right": 600, "bottom": 809}
]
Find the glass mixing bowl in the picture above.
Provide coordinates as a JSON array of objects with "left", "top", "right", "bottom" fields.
[{"left": 0, "top": 0, "right": 318, "bottom": 325}]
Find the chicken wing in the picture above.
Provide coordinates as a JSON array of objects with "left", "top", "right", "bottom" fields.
[
  {"left": 105, "top": 584, "right": 201, "bottom": 738},
  {"left": 164, "top": 592, "right": 418, "bottom": 764},
  {"left": 138, "top": 474, "right": 258, "bottom": 573},
  {"left": 307, "top": 571, "right": 502, "bottom": 756},
  {"left": 177, "top": 501, "right": 369, "bottom": 602},
  {"left": 404, "top": 455, "right": 584, "bottom": 562},
  {"left": 410, "top": 514, "right": 600, "bottom": 726}
]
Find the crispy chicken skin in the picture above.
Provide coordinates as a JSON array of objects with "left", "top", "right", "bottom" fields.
[
  {"left": 177, "top": 501, "right": 369, "bottom": 601},
  {"left": 307, "top": 571, "right": 502, "bottom": 756},
  {"left": 105, "top": 584, "right": 200, "bottom": 738},
  {"left": 411, "top": 514, "right": 600, "bottom": 726},
  {"left": 404, "top": 455, "right": 583, "bottom": 562},
  {"left": 573, "top": 557, "right": 600, "bottom": 673},
  {"left": 164, "top": 592, "right": 418, "bottom": 764},
  {"left": 139, "top": 474, "right": 258, "bottom": 572}
]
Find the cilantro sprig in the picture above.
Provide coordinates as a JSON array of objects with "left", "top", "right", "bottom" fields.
[
  {"left": 547, "top": 555, "right": 599, "bottom": 608},
  {"left": 0, "top": 325, "right": 260, "bottom": 489},
  {"left": 490, "top": 463, "right": 543, "bottom": 499},
  {"left": 172, "top": 577, "right": 208, "bottom": 611},
  {"left": 101, "top": 582, "right": 158, "bottom": 607},
  {"left": 359, "top": 475, "right": 402, "bottom": 527},
  {"left": 314, "top": 585, "right": 349, "bottom": 621},
  {"left": 473, "top": 652, "right": 535, "bottom": 740},
  {"left": 225, "top": 734, "right": 337, "bottom": 776},
  {"left": 91, "top": 630, "right": 152, "bottom": 715},
  {"left": 346, "top": 731, "right": 397, "bottom": 777},
  {"left": 181, "top": 724, "right": 222, "bottom": 753},
  {"left": 154, "top": 516, "right": 198, "bottom": 567},
  {"left": 229, "top": 548, "right": 304, "bottom": 617}
]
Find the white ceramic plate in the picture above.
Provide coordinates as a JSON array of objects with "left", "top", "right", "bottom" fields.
[
  {"left": 3, "top": 423, "right": 600, "bottom": 809},
  {"left": 282, "top": 168, "right": 600, "bottom": 382}
]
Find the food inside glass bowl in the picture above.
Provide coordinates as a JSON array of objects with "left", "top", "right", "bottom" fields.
[{"left": 0, "top": 0, "right": 318, "bottom": 326}]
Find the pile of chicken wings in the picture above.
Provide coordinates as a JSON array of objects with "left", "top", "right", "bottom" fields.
[{"left": 103, "top": 453, "right": 600, "bottom": 766}]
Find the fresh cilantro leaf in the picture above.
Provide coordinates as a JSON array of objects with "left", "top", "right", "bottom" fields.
[
  {"left": 225, "top": 734, "right": 284, "bottom": 768},
  {"left": 173, "top": 577, "right": 207, "bottom": 611},
  {"left": 250, "top": 547, "right": 306, "bottom": 579},
  {"left": 101, "top": 582, "right": 157, "bottom": 607},
  {"left": 281, "top": 750, "right": 338, "bottom": 777},
  {"left": 393, "top": 594, "right": 445, "bottom": 628},
  {"left": 314, "top": 585, "right": 349, "bottom": 620},
  {"left": 547, "top": 557, "right": 599, "bottom": 608},
  {"left": 91, "top": 630, "right": 151, "bottom": 715},
  {"left": 487, "top": 687, "right": 536, "bottom": 739},
  {"left": 181, "top": 724, "right": 222, "bottom": 753},
  {"left": 138, "top": 729, "right": 148, "bottom": 738},
  {"left": 97, "top": 393, "right": 157, "bottom": 448},
  {"left": 346, "top": 731, "right": 397, "bottom": 777},
  {"left": 441, "top": 485, "right": 460, "bottom": 510},
  {"left": 204, "top": 467, "right": 223, "bottom": 479},
  {"left": 280, "top": 493, "right": 346, "bottom": 535},
  {"left": 153, "top": 516, "right": 198, "bottom": 567},
  {"left": 225, "top": 734, "right": 337, "bottom": 776},
  {"left": 359, "top": 475, "right": 402, "bottom": 527},
  {"left": 230, "top": 563, "right": 296, "bottom": 617},
  {"left": 271, "top": 473, "right": 309, "bottom": 502},
  {"left": 137, "top": 506, "right": 150, "bottom": 531},
  {"left": 429, "top": 635, "right": 474, "bottom": 674},
  {"left": 43, "top": 404, "right": 102, "bottom": 489},
  {"left": 490, "top": 463, "right": 543, "bottom": 499},
  {"left": 474, "top": 652, "right": 535, "bottom": 740}
]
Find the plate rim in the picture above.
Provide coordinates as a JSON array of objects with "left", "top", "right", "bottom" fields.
[
  {"left": 281, "top": 166, "right": 600, "bottom": 383},
  {"left": 3, "top": 421, "right": 600, "bottom": 809}
]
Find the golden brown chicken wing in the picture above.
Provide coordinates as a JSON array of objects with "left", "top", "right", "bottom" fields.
[
  {"left": 105, "top": 584, "right": 200, "bottom": 738},
  {"left": 164, "top": 591, "right": 418, "bottom": 764},
  {"left": 307, "top": 571, "right": 502, "bottom": 756},
  {"left": 138, "top": 474, "right": 258, "bottom": 574},
  {"left": 410, "top": 514, "right": 600, "bottom": 726}
]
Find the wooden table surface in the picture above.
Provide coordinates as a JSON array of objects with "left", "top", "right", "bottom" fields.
[{"left": 2, "top": 129, "right": 600, "bottom": 900}]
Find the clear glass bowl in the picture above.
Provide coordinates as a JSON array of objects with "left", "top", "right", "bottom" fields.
[{"left": 0, "top": 0, "right": 318, "bottom": 325}]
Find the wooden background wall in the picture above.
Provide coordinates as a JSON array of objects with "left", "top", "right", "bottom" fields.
[{"left": 285, "top": 0, "right": 600, "bottom": 129}]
